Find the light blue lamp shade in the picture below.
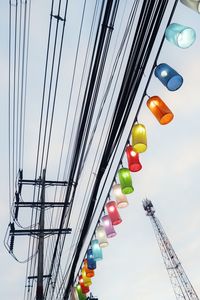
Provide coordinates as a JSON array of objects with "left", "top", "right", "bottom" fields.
[
  {"left": 91, "top": 239, "right": 103, "bottom": 261},
  {"left": 165, "top": 23, "right": 196, "bottom": 48},
  {"left": 154, "top": 63, "right": 183, "bottom": 91},
  {"left": 86, "top": 248, "right": 96, "bottom": 270},
  {"left": 180, "top": 0, "right": 200, "bottom": 13}
]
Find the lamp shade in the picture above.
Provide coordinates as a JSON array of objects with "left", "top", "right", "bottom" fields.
[
  {"left": 125, "top": 145, "right": 142, "bottom": 172},
  {"left": 180, "top": 0, "right": 200, "bottom": 13},
  {"left": 165, "top": 23, "right": 196, "bottom": 48},
  {"left": 101, "top": 214, "right": 117, "bottom": 238},
  {"left": 91, "top": 239, "right": 103, "bottom": 261},
  {"left": 83, "top": 259, "right": 95, "bottom": 278},
  {"left": 154, "top": 63, "right": 183, "bottom": 91},
  {"left": 106, "top": 201, "right": 122, "bottom": 225},
  {"left": 118, "top": 168, "right": 134, "bottom": 194},
  {"left": 112, "top": 183, "right": 129, "bottom": 208},
  {"left": 146, "top": 96, "right": 174, "bottom": 125},
  {"left": 81, "top": 268, "right": 92, "bottom": 286},
  {"left": 76, "top": 285, "right": 87, "bottom": 300},
  {"left": 70, "top": 287, "right": 79, "bottom": 300},
  {"left": 79, "top": 275, "right": 90, "bottom": 293},
  {"left": 132, "top": 123, "right": 147, "bottom": 153},
  {"left": 86, "top": 248, "right": 96, "bottom": 270},
  {"left": 96, "top": 225, "right": 109, "bottom": 247}
]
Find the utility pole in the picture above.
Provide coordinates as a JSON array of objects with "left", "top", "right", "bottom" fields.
[
  {"left": 9, "top": 169, "right": 72, "bottom": 298},
  {"left": 143, "top": 199, "right": 199, "bottom": 300},
  {"left": 36, "top": 169, "right": 46, "bottom": 300}
]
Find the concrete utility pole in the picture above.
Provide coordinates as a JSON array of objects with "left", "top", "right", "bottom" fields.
[{"left": 36, "top": 169, "right": 46, "bottom": 300}]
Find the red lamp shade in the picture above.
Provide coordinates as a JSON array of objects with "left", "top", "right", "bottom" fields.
[
  {"left": 147, "top": 96, "right": 174, "bottom": 125},
  {"left": 125, "top": 145, "right": 142, "bottom": 172},
  {"left": 79, "top": 275, "right": 90, "bottom": 294},
  {"left": 106, "top": 201, "right": 122, "bottom": 225},
  {"left": 83, "top": 259, "right": 95, "bottom": 278}
]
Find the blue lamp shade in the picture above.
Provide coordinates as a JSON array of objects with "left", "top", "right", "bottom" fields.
[
  {"left": 86, "top": 248, "right": 96, "bottom": 270},
  {"left": 165, "top": 23, "right": 196, "bottom": 48},
  {"left": 180, "top": 0, "right": 200, "bottom": 13},
  {"left": 154, "top": 63, "right": 183, "bottom": 91},
  {"left": 91, "top": 239, "right": 103, "bottom": 261}
]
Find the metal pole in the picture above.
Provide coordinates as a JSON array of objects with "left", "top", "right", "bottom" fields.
[{"left": 36, "top": 169, "right": 46, "bottom": 300}]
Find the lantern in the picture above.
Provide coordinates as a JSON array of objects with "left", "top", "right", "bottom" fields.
[
  {"left": 118, "top": 168, "right": 134, "bottom": 194},
  {"left": 80, "top": 285, "right": 89, "bottom": 295},
  {"left": 132, "top": 123, "right": 147, "bottom": 153},
  {"left": 91, "top": 239, "right": 103, "bottom": 261},
  {"left": 79, "top": 276, "right": 90, "bottom": 293},
  {"left": 81, "top": 268, "right": 92, "bottom": 286},
  {"left": 180, "top": 0, "right": 200, "bottom": 13},
  {"left": 76, "top": 285, "right": 87, "bottom": 300},
  {"left": 165, "top": 23, "right": 196, "bottom": 48},
  {"left": 86, "top": 248, "right": 96, "bottom": 270},
  {"left": 112, "top": 183, "right": 129, "bottom": 208},
  {"left": 146, "top": 96, "right": 174, "bottom": 125},
  {"left": 70, "top": 287, "right": 79, "bottom": 300},
  {"left": 106, "top": 201, "right": 122, "bottom": 225},
  {"left": 101, "top": 215, "right": 116, "bottom": 238},
  {"left": 83, "top": 259, "right": 95, "bottom": 277},
  {"left": 154, "top": 63, "right": 183, "bottom": 91},
  {"left": 125, "top": 145, "right": 142, "bottom": 172},
  {"left": 96, "top": 225, "right": 109, "bottom": 247}
]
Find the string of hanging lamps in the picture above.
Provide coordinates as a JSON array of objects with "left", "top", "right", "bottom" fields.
[{"left": 71, "top": 2, "right": 197, "bottom": 298}]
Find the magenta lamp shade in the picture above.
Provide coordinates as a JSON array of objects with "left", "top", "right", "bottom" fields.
[
  {"left": 106, "top": 201, "right": 122, "bottom": 225},
  {"left": 96, "top": 225, "right": 109, "bottom": 248},
  {"left": 112, "top": 183, "right": 129, "bottom": 208},
  {"left": 101, "top": 214, "right": 116, "bottom": 238}
]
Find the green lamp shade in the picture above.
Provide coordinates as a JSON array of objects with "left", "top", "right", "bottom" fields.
[
  {"left": 118, "top": 168, "right": 134, "bottom": 194},
  {"left": 76, "top": 285, "right": 87, "bottom": 300}
]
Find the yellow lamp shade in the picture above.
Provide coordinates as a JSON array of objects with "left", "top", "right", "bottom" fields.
[
  {"left": 81, "top": 268, "right": 92, "bottom": 286},
  {"left": 132, "top": 123, "right": 147, "bottom": 153},
  {"left": 147, "top": 96, "right": 174, "bottom": 125}
]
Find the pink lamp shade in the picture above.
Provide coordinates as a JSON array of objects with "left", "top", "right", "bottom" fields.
[
  {"left": 106, "top": 201, "right": 122, "bottom": 225},
  {"left": 101, "top": 214, "right": 117, "bottom": 238},
  {"left": 112, "top": 184, "right": 129, "bottom": 208},
  {"left": 126, "top": 145, "right": 142, "bottom": 172}
]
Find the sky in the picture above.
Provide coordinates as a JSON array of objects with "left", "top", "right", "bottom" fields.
[{"left": 0, "top": 1, "right": 200, "bottom": 300}]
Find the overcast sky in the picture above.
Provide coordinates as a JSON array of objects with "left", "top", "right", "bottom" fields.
[{"left": 0, "top": 1, "right": 200, "bottom": 300}]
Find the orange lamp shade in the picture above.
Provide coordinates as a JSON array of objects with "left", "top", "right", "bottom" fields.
[
  {"left": 81, "top": 268, "right": 92, "bottom": 286},
  {"left": 125, "top": 145, "right": 142, "bottom": 172},
  {"left": 83, "top": 259, "right": 95, "bottom": 278},
  {"left": 147, "top": 96, "right": 174, "bottom": 125},
  {"left": 132, "top": 123, "right": 147, "bottom": 153}
]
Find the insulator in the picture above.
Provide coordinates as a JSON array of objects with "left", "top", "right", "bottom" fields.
[{"left": 9, "top": 235, "right": 15, "bottom": 252}]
